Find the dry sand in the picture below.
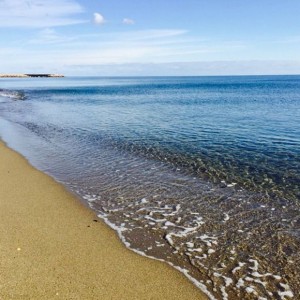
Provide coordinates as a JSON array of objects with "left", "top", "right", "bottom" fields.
[{"left": 0, "top": 141, "right": 207, "bottom": 300}]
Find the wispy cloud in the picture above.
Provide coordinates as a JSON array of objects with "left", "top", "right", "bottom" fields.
[
  {"left": 2, "top": 28, "right": 247, "bottom": 66},
  {"left": 121, "top": 29, "right": 188, "bottom": 41},
  {"left": 67, "top": 61, "right": 300, "bottom": 76},
  {"left": 29, "top": 28, "right": 77, "bottom": 44},
  {"left": 0, "top": 0, "right": 86, "bottom": 27},
  {"left": 51, "top": 29, "right": 197, "bottom": 64},
  {"left": 93, "top": 12, "right": 106, "bottom": 25},
  {"left": 123, "top": 18, "right": 135, "bottom": 25},
  {"left": 0, "top": 25, "right": 253, "bottom": 74}
]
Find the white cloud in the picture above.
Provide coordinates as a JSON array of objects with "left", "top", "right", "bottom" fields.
[
  {"left": 0, "top": 0, "right": 86, "bottom": 27},
  {"left": 123, "top": 18, "right": 135, "bottom": 25},
  {"left": 93, "top": 13, "right": 105, "bottom": 25}
]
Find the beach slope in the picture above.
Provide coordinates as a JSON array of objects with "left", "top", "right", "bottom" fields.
[{"left": 0, "top": 142, "right": 206, "bottom": 299}]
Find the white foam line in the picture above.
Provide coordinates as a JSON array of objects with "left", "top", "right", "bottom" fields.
[
  {"left": 278, "top": 290, "right": 294, "bottom": 299},
  {"left": 144, "top": 215, "right": 167, "bottom": 223},
  {"left": 223, "top": 276, "right": 233, "bottom": 287},
  {"left": 187, "top": 247, "right": 203, "bottom": 253},
  {"left": 97, "top": 214, "right": 217, "bottom": 300},
  {"left": 223, "top": 213, "right": 230, "bottom": 222},
  {"left": 236, "top": 277, "right": 245, "bottom": 288},
  {"left": 186, "top": 242, "right": 195, "bottom": 248},
  {"left": 108, "top": 208, "right": 123, "bottom": 212},
  {"left": 165, "top": 204, "right": 181, "bottom": 216},
  {"left": 220, "top": 286, "right": 228, "bottom": 300},
  {"left": 93, "top": 205, "right": 294, "bottom": 300},
  {"left": 198, "top": 234, "right": 218, "bottom": 247},
  {"left": 253, "top": 279, "right": 267, "bottom": 288},
  {"left": 232, "top": 262, "right": 246, "bottom": 274},
  {"left": 245, "top": 286, "right": 257, "bottom": 295},
  {"left": 173, "top": 266, "right": 217, "bottom": 300},
  {"left": 249, "top": 259, "right": 259, "bottom": 271},
  {"left": 165, "top": 218, "right": 205, "bottom": 247},
  {"left": 164, "top": 221, "right": 177, "bottom": 227},
  {"left": 278, "top": 283, "right": 294, "bottom": 299},
  {"left": 136, "top": 203, "right": 181, "bottom": 217}
]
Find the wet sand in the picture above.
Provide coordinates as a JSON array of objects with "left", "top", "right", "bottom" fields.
[{"left": 0, "top": 141, "right": 206, "bottom": 300}]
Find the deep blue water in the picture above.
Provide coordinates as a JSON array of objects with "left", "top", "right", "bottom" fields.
[
  {"left": 0, "top": 76, "right": 299, "bottom": 299},
  {"left": 1, "top": 76, "right": 299, "bottom": 198}
]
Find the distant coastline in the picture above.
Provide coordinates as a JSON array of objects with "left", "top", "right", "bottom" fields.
[{"left": 0, "top": 74, "right": 64, "bottom": 78}]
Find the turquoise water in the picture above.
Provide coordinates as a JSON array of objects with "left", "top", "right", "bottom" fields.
[{"left": 0, "top": 76, "right": 299, "bottom": 299}]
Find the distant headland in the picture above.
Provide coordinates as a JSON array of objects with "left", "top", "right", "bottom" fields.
[{"left": 0, "top": 74, "right": 64, "bottom": 78}]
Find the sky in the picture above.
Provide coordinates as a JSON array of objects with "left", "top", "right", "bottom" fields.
[{"left": 0, "top": 0, "right": 300, "bottom": 76}]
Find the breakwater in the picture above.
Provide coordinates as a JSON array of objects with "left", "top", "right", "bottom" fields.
[{"left": 0, "top": 74, "right": 64, "bottom": 78}]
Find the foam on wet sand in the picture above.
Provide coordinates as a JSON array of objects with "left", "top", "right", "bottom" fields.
[{"left": 0, "top": 141, "right": 206, "bottom": 299}]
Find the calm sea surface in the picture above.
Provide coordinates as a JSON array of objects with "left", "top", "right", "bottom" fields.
[{"left": 0, "top": 76, "right": 299, "bottom": 299}]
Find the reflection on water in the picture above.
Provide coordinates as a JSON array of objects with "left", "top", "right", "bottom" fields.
[{"left": 0, "top": 76, "right": 299, "bottom": 299}]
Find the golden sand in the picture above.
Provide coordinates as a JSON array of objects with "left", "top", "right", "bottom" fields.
[{"left": 0, "top": 142, "right": 207, "bottom": 299}]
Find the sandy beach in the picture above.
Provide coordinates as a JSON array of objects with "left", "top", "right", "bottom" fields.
[{"left": 0, "top": 141, "right": 206, "bottom": 300}]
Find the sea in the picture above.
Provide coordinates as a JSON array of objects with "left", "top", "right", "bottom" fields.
[{"left": 0, "top": 76, "right": 299, "bottom": 300}]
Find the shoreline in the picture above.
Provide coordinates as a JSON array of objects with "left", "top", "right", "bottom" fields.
[{"left": 0, "top": 141, "right": 207, "bottom": 299}]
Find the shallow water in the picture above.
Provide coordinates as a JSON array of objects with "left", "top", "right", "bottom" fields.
[{"left": 0, "top": 76, "right": 299, "bottom": 299}]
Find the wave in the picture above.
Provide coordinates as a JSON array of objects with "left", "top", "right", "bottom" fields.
[{"left": 0, "top": 89, "right": 26, "bottom": 100}]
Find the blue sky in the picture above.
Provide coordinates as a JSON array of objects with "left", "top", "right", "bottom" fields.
[{"left": 0, "top": 0, "right": 300, "bottom": 75}]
